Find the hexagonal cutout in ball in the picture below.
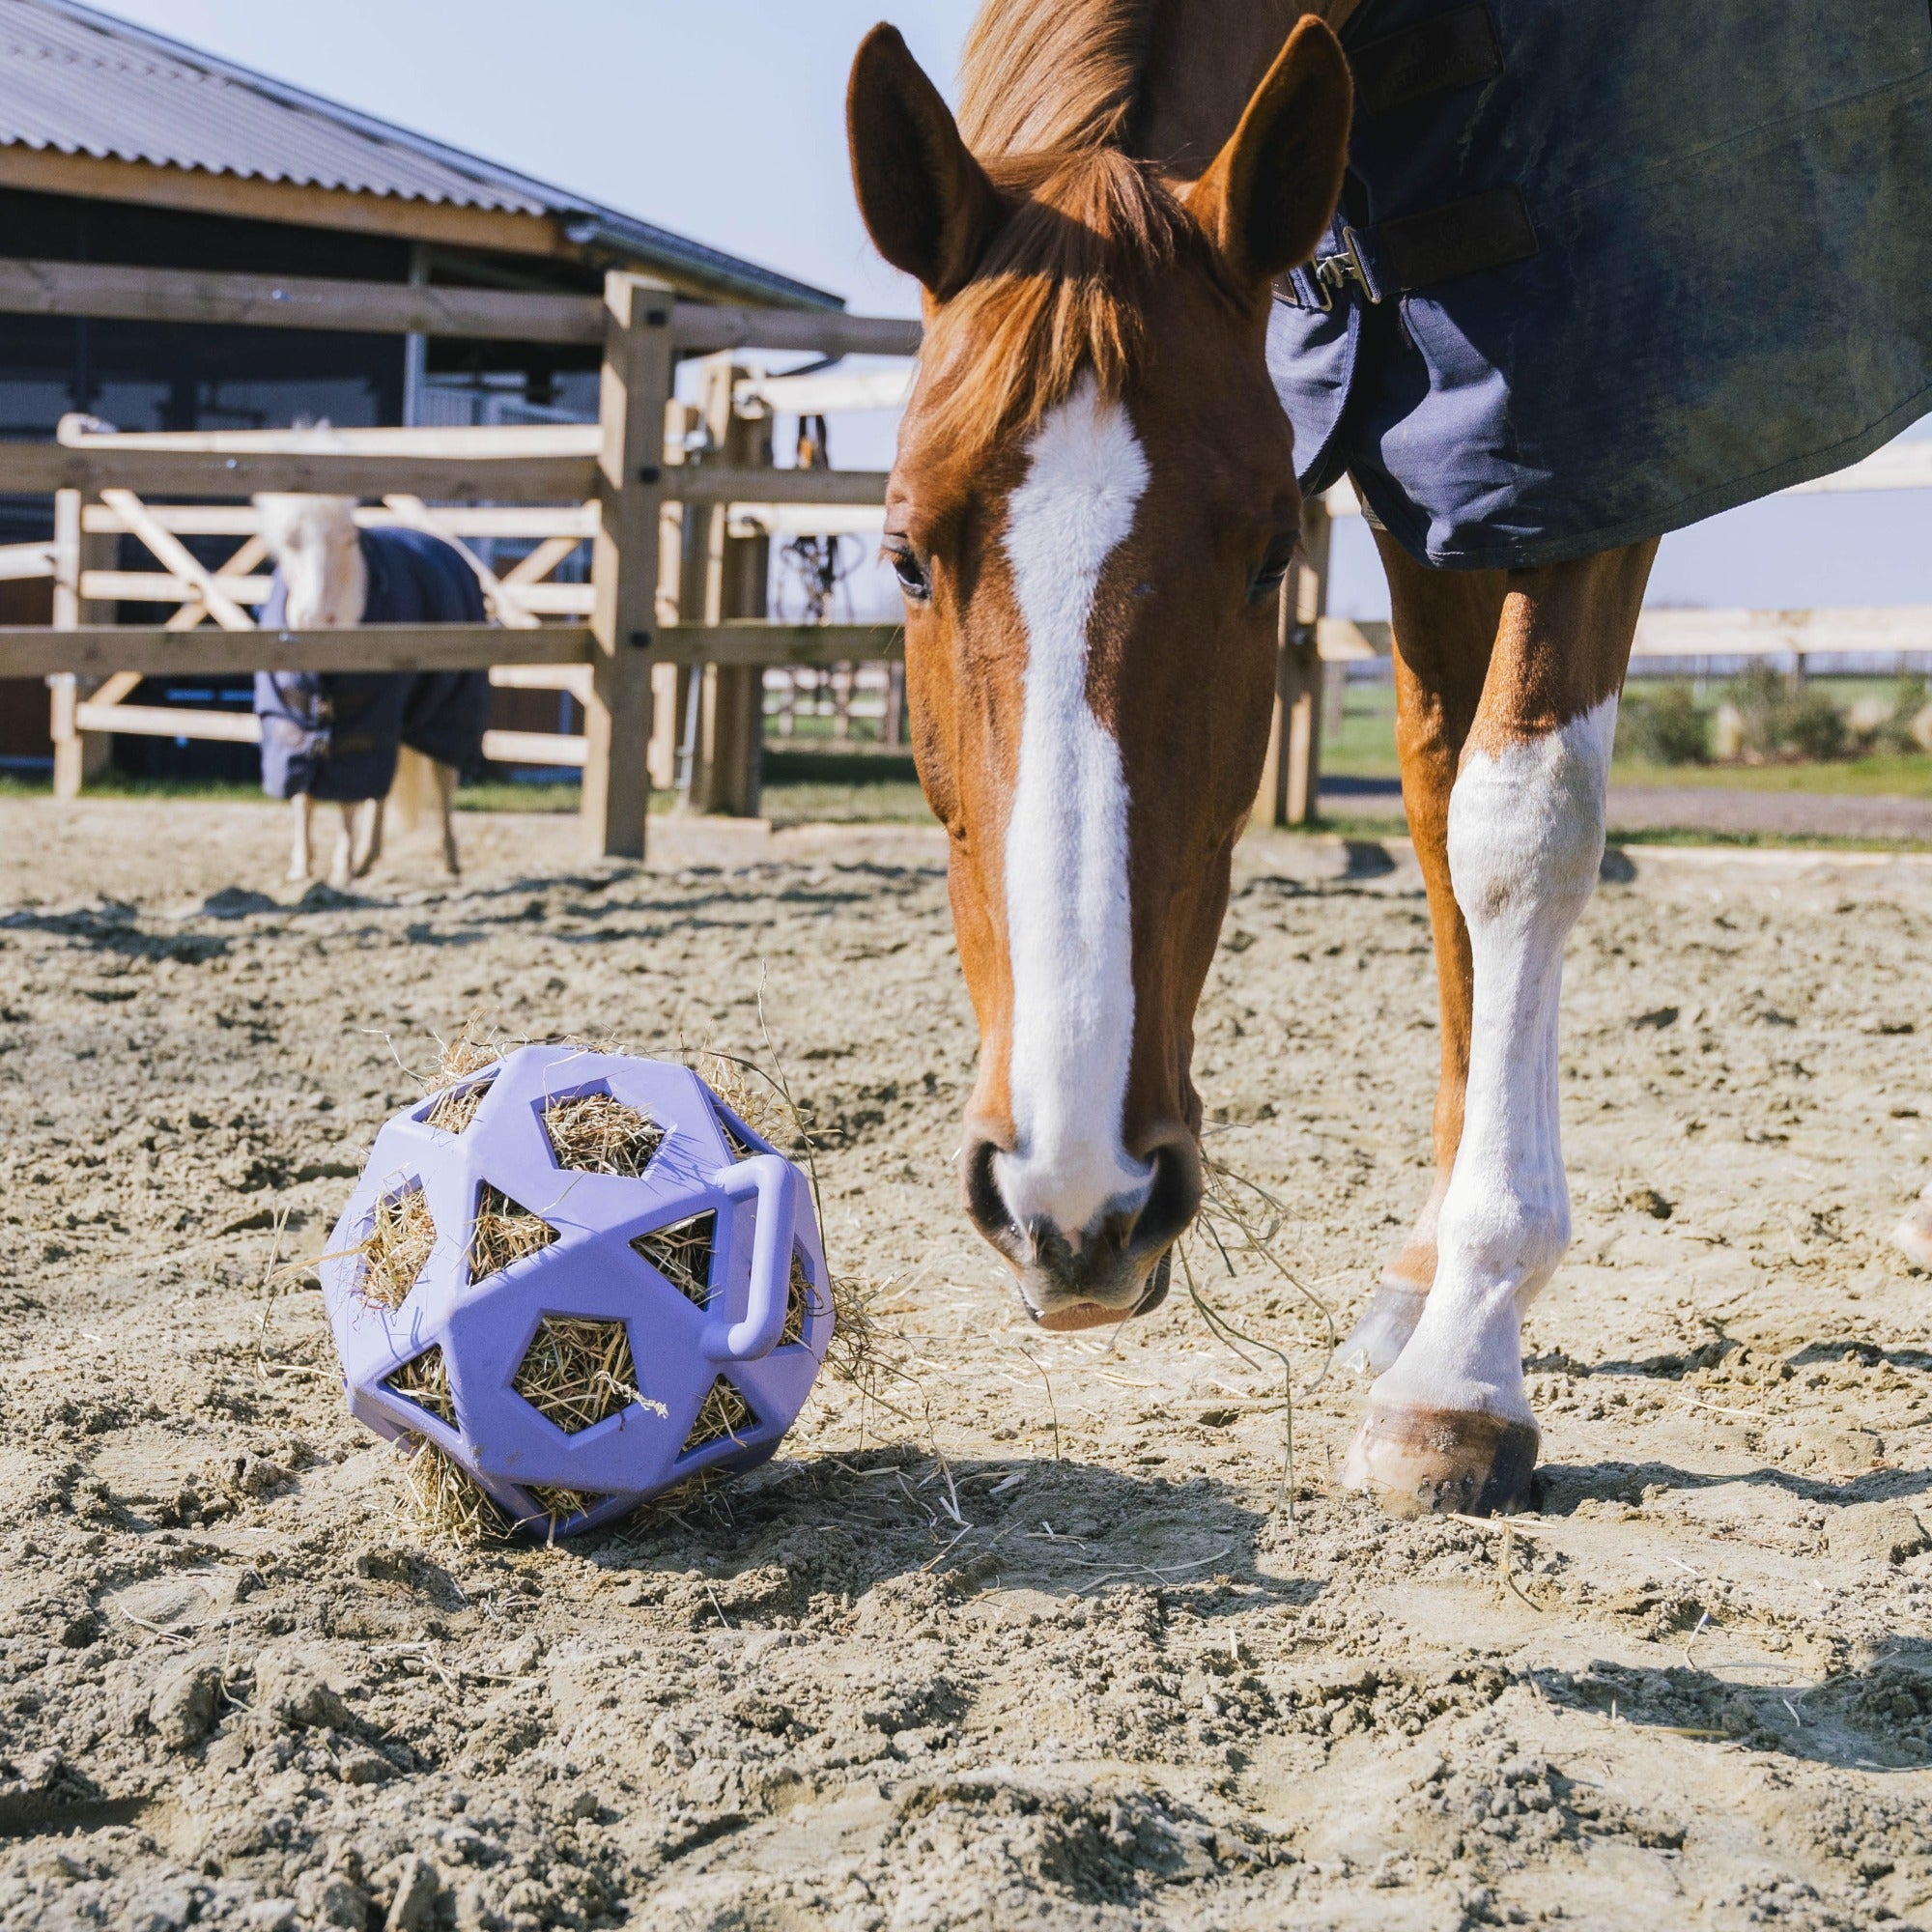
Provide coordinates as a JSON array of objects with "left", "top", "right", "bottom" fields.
[
  {"left": 513, "top": 1316, "right": 639, "bottom": 1435},
  {"left": 541, "top": 1087, "right": 664, "bottom": 1179},
  {"left": 322, "top": 1045, "right": 833, "bottom": 1538},
  {"left": 356, "top": 1182, "right": 436, "bottom": 1310},
  {"left": 631, "top": 1210, "right": 716, "bottom": 1307}
]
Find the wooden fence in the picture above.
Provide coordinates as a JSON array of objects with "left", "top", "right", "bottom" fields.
[
  {"left": 0, "top": 263, "right": 917, "bottom": 856},
  {"left": 0, "top": 254, "right": 1925, "bottom": 841}
]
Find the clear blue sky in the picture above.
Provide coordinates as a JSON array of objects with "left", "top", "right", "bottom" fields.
[{"left": 86, "top": 2, "right": 1932, "bottom": 621}]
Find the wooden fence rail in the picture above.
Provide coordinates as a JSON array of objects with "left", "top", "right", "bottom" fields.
[{"left": 1, "top": 252, "right": 1925, "bottom": 839}]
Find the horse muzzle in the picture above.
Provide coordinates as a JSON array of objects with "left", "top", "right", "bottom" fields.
[{"left": 961, "top": 1130, "right": 1200, "bottom": 1327}]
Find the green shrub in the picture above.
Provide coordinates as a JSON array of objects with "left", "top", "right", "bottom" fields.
[
  {"left": 1782, "top": 690, "right": 1846, "bottom": 760},
  {"left": 1877, "top": 675, "right": 1931, "bottom": 754},
  {"left": 1722, "top": 663, "right": 1845, "bottom": 762},
  {"left": 1616, "top": 682, "right": 1708, "bottom": 765}
]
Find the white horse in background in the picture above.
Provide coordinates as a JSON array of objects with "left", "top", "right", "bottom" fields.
[{"left": 254, "top": 495, "right": 484, "bottom": 891}]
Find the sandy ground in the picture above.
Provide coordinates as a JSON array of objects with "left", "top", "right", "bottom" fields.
[{"left": 3, "top": 798, "right": 1932, "bottom": 1932}]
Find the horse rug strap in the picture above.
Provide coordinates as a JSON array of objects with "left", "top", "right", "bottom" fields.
[
  {"left": 1268, "top": 0, "right": 1932, "bottom": 569},
  {"left": 254, "top": 524, "right": 492, "bottom": 802}
]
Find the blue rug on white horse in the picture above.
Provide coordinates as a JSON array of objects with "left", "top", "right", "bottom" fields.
[{"left": 254, "top": 525, "right": 492, "bottom": 802}]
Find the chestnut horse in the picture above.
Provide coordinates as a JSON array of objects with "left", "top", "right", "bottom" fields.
[{"left": 846, "top": 0, "right": 1663, "bottom": 1517}]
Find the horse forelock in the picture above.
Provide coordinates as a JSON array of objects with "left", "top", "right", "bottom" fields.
[
  {"left": 958, "top": 0, "right": 1159, "bottom": 156},
  {"left": 924, "top": 0, "right": 1233, "bottom": 464}
]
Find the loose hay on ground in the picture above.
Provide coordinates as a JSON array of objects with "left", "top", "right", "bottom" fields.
[{"left": 395, "top": 1435, "right": 506, "bottom": 1543}]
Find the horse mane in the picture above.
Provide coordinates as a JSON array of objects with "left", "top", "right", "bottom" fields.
[{"left": 923, "top": 0, "right": 1227, "bottom": 455}]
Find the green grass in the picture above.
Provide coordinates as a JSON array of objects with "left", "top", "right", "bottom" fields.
[
  {"left": 759, "top": 746, "right": 932, "bottom": 827},
  {"left": 1319, "top": 680, "right": 1402, "bottom": 779},
  {"left": 0, "top": 772, "right": 263, "bottom": 802},
  {"left": 1609, "top": 753, "right": 1932, "bottom": 797},
  {"left": 1316, "top": 675, "right": 1932, "bottom": 797}
]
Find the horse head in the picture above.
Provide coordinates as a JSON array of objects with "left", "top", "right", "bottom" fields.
[
  {"left": 847, "top": 16, "right": 1350, "bottom": 1327},
  {"left": 255, "top": 494, "right": 367, "bottom": 628}
]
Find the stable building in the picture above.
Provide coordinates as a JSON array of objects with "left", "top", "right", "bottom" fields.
[{"left": 0, "top": 0, "right": 839, "bottom": 773}]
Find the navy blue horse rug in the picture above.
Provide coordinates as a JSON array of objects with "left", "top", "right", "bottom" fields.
[
  {"left": 1269, "top": 0, "right": 1932, "bottom": 568},
  {"left": 254, "top": 524, "right": 492, "bottom": 803}
]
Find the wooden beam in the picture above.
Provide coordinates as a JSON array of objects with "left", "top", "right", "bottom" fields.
[
  {"left": 1255, "top": 501, "right": 1331, "bottom": 829},
  {"left": 1629, "top": 606, "right": 1932, "bottom": 656},
  {"left": 0, "top": 542, "right": 55, "bottom": 582},
  {"left": 490, "top": 664, "right": 592, "bottom": 700},
  {"left": 483, "top": 728, "right": 588, "bottom": 768},
  {"left": 0, "top": 256, "right": 604, "bottom": 343},
  {"left": 1316, "top": 618, "right": 1391, "bottom": 661},
  {"left": 55, "top": 418, "right": 600, "bottom": 457},
  {"left": 670, "top": 467, "right": 891, "bottom": 507},
  {"left": 684, "top": 355, "right": 769, "bottom": 818},
  {"left": 0, "top": 149, "right": 574, "bottom": 260},
  {"left": 654, "top": 623, "right": 903, "bottom": 667},
  {"left": 582, "top": 272, "right": 674, "bottom": 861},
  {"left": 672, "top": 304, "right": 921, "bottom": 356},
  {"left": 0, "top": 624, "right": 588, "bottom": 678},
  {"left": 82, "top": 571, "right": 271, "bottom": 607},
  {"left": 75, "top": 701, "right": 261, "bottom": 743},
  {"left": 0, "top": 256, "right": 923, "bottom": 360},
  {"left": 0, "top": 445, "right": 597, "bottom": 500},
  {"left": 101, "top": 489, "right": 255, "bottom": 630},
  {"left": 81, "top": 503, "right": 601, "bottom": 539}
]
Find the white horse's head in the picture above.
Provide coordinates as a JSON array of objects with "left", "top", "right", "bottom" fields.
[{"left": 255, "top": 495, "right": 367, "bottom": 628}]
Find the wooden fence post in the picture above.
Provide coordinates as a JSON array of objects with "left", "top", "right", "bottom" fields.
[
  {"left": 686, "top": 354, "right": 770, "bottom": 816},
  {"left": 582, "top": 272, "right": 674, "bottom": 861},
  {"left": 1252, "top": 497, "right": 1331, "bottom": 829},
  {"left": 647, "top": 398, "right": 697, "bottom": 792},
  {"left": 49, "top": 487, "right": 113, "bottom": 799}
]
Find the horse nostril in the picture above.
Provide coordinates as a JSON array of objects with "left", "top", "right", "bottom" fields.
[
  {"left": 1126, "top": 1139, "right": 1203, "bottom": 1258},
  {"left": 963, "top": 1136, "right": 1022, "bottom": 1254}
]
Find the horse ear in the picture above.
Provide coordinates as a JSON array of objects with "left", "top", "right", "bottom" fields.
[
  {"left": 1188, "top": 16, "right": 1352, "bottom": 289},
  {"left": 848, "top": 24, "right": 1002, "bottom": 299}
]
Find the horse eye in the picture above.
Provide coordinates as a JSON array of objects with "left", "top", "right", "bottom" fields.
[
  {"left": 1249, "top": 532, "right": 1300, "bottom": 605},
  {"left": 885, "top": 540, "right": 931, "bottom": 604}
]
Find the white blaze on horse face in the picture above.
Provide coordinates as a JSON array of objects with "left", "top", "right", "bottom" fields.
[
  {"left": 1373, "top": 696, "right": 1617, "bottom": 1419},
  {"left": 993, "top": 376, "right": 1152, "bottom": 1249}
]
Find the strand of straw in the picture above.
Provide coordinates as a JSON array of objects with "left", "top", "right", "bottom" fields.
[{"left": 1179, "top": 1239, "right": 1296, "bottom": 1523}]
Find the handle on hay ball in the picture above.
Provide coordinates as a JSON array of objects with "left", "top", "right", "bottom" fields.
[{"left": 703, "top": 1154, "right": 800, "bottom": 1362}]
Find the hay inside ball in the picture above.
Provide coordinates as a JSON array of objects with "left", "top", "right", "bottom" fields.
[{"left": 322, "top": 1044, "right": 832, "bottom": 1537}]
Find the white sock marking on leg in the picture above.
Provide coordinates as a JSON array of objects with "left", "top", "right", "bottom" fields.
[
  {"left": 1377, "top": 696, "right": 1618, "bottom": 1418},
  {"left": 994, "top": 376, "right": 1152, "bottom": 1242}
]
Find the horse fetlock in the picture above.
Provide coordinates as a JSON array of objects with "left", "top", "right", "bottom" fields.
[
  {"left": 1892, "top": 1188, "right": 1932, "bottom": 1272},
  {"left": 1341, "top": 1400, "right": 1540, "bottom": 1518}
]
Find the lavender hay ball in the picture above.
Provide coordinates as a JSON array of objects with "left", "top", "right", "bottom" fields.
[{"left": 321, "top": 1044, "right": 831, "bottom": 1537}]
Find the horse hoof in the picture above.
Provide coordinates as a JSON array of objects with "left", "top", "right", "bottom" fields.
[
  {"left": 1341, "top": 1403, "right": 1539, "bottom": 1517},
  {"left": 1893, "top": 1200, "right": 1932, "bottom": 1272},
  {"left": 1334, "top": 1281, "right": 1429, "bottom": 1378}
]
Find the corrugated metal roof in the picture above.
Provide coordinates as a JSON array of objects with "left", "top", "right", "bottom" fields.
[{"left": 0, "top": 0, "right": 841, "bottom": 309}]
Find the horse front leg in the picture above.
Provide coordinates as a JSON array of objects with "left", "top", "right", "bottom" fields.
[
  {"left": 287, "top": 795, "right": 314, "bottom": 883},
  {"left": 350, "top": 796, "right": 384, "bottom": 878},
  {"left": 1337, "top": 540, "right": 1499, "bottom": 1374},
  {"left": 433, "top": 759, "right": 460, "bottom": 876},
  {"left": 1344, "top": 540, "right": 1655, "bottom": 1515}
]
